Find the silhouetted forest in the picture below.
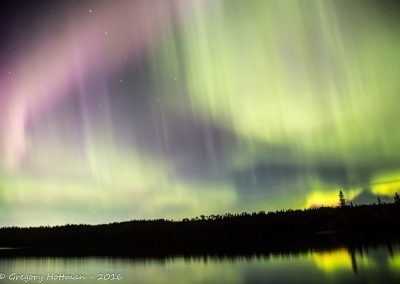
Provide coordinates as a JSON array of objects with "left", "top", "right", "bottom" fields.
[{"left": 0, "top": 203, "right": 399, "bottom": 257}]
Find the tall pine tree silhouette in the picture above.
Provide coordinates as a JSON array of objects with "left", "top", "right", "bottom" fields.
[{"left": 339, "top": 190, "right": 346, "bottom": 207}]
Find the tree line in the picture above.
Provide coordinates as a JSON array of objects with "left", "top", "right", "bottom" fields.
[{"left": 0, "top": 199, "right": 399, "bottom": 257}]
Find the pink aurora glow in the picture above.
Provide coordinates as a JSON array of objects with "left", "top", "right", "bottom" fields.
[{"left": 0, "top": 0, "right": 185, "bottom": 172}]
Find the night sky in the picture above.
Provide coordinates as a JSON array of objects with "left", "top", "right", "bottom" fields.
[{"left": 1, "top": 0, "right": 400, "bottom": 226}]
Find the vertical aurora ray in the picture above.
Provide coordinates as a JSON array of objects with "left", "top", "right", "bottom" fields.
[
  {"left": 170, "top": 0, "right": 400, "bottom": 160},
  {"left": 0, "top": 0, "right": 400, "bottom": 226},
  {"left": 1, "top": 0, "right": 180, "bottom": 172},
  {"left": 152, "top": 0, "right": 400, "bottom": 207}
]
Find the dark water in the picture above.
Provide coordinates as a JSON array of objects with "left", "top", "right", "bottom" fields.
[{"left": 0, "top": 245, "right": 399, "bottom": 283}]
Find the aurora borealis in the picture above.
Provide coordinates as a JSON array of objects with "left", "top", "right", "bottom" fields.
[{"left": 1, "top": 0, "right": 400, "bottom": 226}]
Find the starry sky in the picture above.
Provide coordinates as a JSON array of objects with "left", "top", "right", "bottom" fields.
[{"left": 1, "top": 0, "right": 400, "bottom": 226}]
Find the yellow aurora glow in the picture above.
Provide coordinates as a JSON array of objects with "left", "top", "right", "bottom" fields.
[{"left": 0, "top": 0, "right": 400, "bottom": 225}]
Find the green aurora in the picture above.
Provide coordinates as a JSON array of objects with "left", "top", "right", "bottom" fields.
[
  {"left": 152, "top": 0, "right": 400, "bottom": 207},
  {"left": 0, "top": 0, "right": 400, "bottom": 226}
]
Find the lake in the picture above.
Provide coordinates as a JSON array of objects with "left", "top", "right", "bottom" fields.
[{"left": 0, "top": 245, "right": 399, "bottom": 283}]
